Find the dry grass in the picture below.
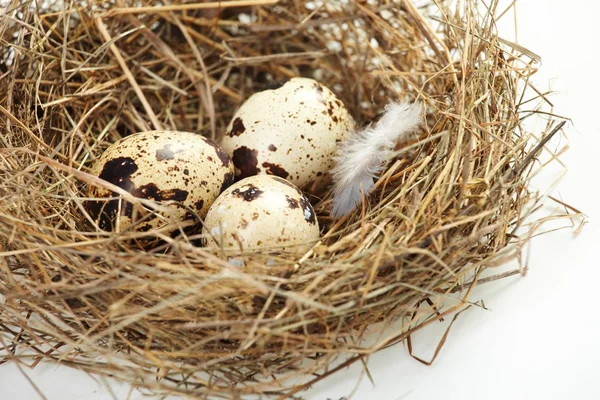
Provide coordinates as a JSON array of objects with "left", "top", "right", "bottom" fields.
[{"left": 0, "top": 0, "right": 574, "bottom": 398}]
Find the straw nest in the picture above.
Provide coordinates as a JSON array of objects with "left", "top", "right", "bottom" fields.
[{"left": 0, "top": 0, "right": 566, "bottom": 398}]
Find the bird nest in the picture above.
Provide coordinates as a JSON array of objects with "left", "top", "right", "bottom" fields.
[{"left": 0, "top": 0, "right": 568, "bottom": 398}]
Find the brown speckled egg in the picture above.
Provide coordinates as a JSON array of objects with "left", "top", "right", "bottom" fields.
[
  {"left": 220, "top": 77, "right": 355, "bottom": 187},
  {"left": 203, "top": 175, "right": 320, "bottom": 253},
  {"left": 86, "top": 130, "right": 234, "bottom": 235}
]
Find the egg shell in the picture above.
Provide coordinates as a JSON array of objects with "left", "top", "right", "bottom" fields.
[
  {"left": 220, "top": 77, "right": 355, "bottom": 187},
  {"left": 203, "top": 175, "right": 320, "bottom": 253},
  {"left": 86, "top": 130, "right": 234, "bottom": 234}
]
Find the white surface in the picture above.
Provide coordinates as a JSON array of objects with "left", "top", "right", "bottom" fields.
[{"left": 2, "top": 1, "right": 599, "bottom": 399}]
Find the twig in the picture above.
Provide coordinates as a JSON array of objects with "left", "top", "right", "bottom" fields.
[
  {"left": 106, "top": 0, "right": 279, "bottom": 16},
  {"left": 95, "top": 17, "right": 163, "bottom": 131}
]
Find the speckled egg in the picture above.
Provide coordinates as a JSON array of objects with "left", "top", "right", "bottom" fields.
[
  {"left": 203, "top": 175, "right": 320, "bottom": 253},
  {"left": 220, "top": 77, "right": 355, "bottom": 188},
  {"left": 86, "top": 130, "right": 234, "bottom": 235}
]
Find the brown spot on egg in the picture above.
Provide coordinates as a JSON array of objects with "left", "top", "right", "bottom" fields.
[
  {"left": 228, "top": 117, "right": 246, "bottom": 137},
  {"left": 183, "top": 212, "right": 195, "bottom": 221},
  {"left": 220, "top": 172, "right": 234, "bottom": 193},
  {"left": 138, "top": 224, "right": 153, "bottom": 232},
  {"left": 252, "top": 212, "right": 259, "bottom": 220},
  {"left": 262, "top": 162, "right": 289, "bottom": 179},
  {"left": 240, "top": 218, "right": 248, "bottom": 229},
  {"left": 98, "top": 157, "right": 138, "bottom": 190},
  {"left": 285, "top": 195, "right": 299, "bottom": 209},
  {"left": 183, "top": 169, "right": 189, "bottom": 175},
  {"left": 133, "top": 183, "right": 189, "bottom": 203},
  {"left": 85, "top": 198, "right": 117, "bottom": 231},
  {"left": 86, "top": 157, "right": 139, "bottom": 230},
  {"left": 313, "top": 82, "right": 324, "bottom": 93},
  {"left": 268, "top": 144, "right": 277, "bottom": 152},
  {"left": 195, "top": 199, "right": 204, "bottom": 211},
  {"left": 231, "top": 184, "right": 263, "bottom": 201},
  {"left": 155, "top": 144, "right": 183, "bottom": 161},
  {"left": 232, "top": 146, "right": 259, "bottom": 179},
  {"left": 201, "top": 180, "right": 208, "bottom": 186},
  {"left": 299, "top": 194, "right": 317, "bottom": 225},
  {"left": 205, "top": 137, "right": 232, "bottom": 167}
]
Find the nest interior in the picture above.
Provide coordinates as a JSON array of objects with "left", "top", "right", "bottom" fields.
[{"left": 0, "top": 0, "right": 562, "bottom": 398}]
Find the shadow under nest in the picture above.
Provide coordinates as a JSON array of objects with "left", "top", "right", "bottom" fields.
[{"left": 0, "top": 0, "right": 560, "bottom": 398}]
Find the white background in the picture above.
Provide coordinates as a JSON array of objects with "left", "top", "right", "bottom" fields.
[{"left": 1, "top": 1, "right": 599, "bottom": 399}]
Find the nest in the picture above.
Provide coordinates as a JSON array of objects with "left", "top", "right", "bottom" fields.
[{"left": 0, "top": 0, "right": 567, "bottom": 398}]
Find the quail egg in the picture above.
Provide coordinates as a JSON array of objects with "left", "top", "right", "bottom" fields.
[
  {"left": 86, "top": 130, "right": 234, "bottom": 235},
  {"left": 220, "top": 77, "right": 355, "bottom": 187},
  {"left": 203, "top": 175, "right": 320, "bottom": 253}
]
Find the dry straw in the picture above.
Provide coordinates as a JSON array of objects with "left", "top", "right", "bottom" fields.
[{"left": 0, "top": 0, "right": 576, "bottom": 398}]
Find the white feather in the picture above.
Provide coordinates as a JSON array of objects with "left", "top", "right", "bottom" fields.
[{"left": 331, "top": 101, "right": 423, "bottom": 218}]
